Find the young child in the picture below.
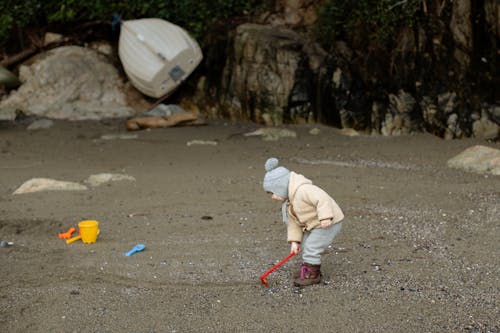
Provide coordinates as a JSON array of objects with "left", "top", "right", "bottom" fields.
[{"left": 263, "top": 157, "right": 344, "bottom": 286}]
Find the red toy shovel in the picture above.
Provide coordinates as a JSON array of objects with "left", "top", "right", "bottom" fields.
[{"left": 260, "top": 251, "right": 297, "bottom": 286}]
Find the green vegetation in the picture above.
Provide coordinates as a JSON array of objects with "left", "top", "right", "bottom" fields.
[
  {"left": 0, "top": 0, "right": 259, "bottom": 51},
  {"left": 0, "top": 0, "right": 425, "bottom": 54},
  {"left": 316, "top": 0, "right": 422, "bottom": 50}
]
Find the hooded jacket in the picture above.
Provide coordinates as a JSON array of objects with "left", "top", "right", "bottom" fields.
[{"left": 286, "top": 171, "right": 344, "bottom": 243}]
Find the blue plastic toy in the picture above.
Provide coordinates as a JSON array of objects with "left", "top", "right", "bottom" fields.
[{"left": 125, "top": 244, "right": 145, "bottom": 256}]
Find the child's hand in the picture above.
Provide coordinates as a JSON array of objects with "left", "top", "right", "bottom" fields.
[
  {"left": 320, "top": 218, "right": 334, "bottom": 228},
  {"left": 290, "top": 242, "right": 300, "bottom": 254}
]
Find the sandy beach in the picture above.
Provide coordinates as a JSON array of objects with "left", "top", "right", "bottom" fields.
[{"left": 0, "top": 119, "right": 498, "bottom": 332}]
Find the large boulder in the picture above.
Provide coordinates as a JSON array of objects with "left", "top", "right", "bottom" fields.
[
  {"left": 219, "top": 23, "right": 326, "bottom": 125},
  {"left": 0, "top": 46, "right": 136, "bottom": 121}
]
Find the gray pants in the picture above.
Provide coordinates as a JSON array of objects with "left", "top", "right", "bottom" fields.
[{"left": 302, "top": 222, "right": 343, "bottom": 265}]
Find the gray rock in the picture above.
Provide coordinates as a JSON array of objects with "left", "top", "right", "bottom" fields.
[
  {"left": 0, "top": 240, "right": 13, "bottom": 247},
  {"left": 85, "top": 173, "right": 136, "bottom": 187},
  {"left": 13, "top": 178, "right": 88, "bottom": 194},
  {"left": 186, "top": 140, "right": 218, "bottom": 147},
  {"left": 447, "top": 145, "right": 500, "bottom": 175},
  {"left": 220, "top": 23, "right": 325, "bottom": 125},
  {"left": 100, "top": 134, "right": 138, "bottom": 140},
  {"left": 27, "top": 119, "right": 54, "bottom": 130},
  {"left": 244, "top": 127, "right": 297, "bottom": 141},
  {"left": 308, "top": 127, "right": 320, "bottom": 135},
  {"left": 0, "top": 46, "right": 135, "bottom": 121}
]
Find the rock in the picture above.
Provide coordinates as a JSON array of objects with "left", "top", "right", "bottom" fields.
[
  {"left": 445, "top": 113, "right": 461, "bottom": 140},
  {"left": 0, "top": 240, "right": 13, "bottom": 247},
  {"left": 88, "top": 41, "right": 114, "bottom": 56},
  {"left": 100, "top": 134, "right": 138, "bottom": 140},
  {"left": 13, "top": 178, "right": 88, "bottom": 194},
  {"left": 309, "top": 127, "right": 320, "bottom": 135},
  {"left": 484, "top": 103, "right": 500, "bottom": 125},
  {"left": 44, "top": 32, "right": 64, "bottom": 45},
  {"left": 244, "top": 127, "right": 297, "bottom": 141},
  {"left": 186, "top": 140, "right": 218, "bottom": 146},
  {"left": 447, "top": 145, "right": 500, "bottom": 175},
  {"left": 472, "top": 114, "right": 499, "bottom": 140},
  {"left": 0, "top": 46, "right": 136, "bottom": 121},
  {"left": 383, "top": 90, "right": 419, "bottom": 136},
  {"left": 438, "top": 92, "right": 458, "bottom": 115},
  {"left": 338, "top": 128, "right": 360, "bottom": 137},
  {"left": 85, "top": 173, "right": 136, "bottom": 187},
  {"left": 421, "top": 93, "right": 464, "bottom": 139},
  {"left": 27, "top": 119, "right": 54, "bottom": 130},
  {"left": 421, "top": 96, "right": 440, "bottom": 129},
  {"left": 220, "top": 23, "right": 325, "bottom": 124}
]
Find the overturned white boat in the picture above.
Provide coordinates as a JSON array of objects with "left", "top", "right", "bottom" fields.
[{"left": 118, "top": 18, "right": 203, "bottom": 98}]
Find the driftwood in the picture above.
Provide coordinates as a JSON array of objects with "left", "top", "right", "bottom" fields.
[
  {"left": 0, "top": 39, "right": 78, "bottom": 68},
  {"left": 1, "top": 21, "right": 112, "bottom": 69},
  {"left": 126, "top": 112, "right": 206, "bottom": 131},
  {"left": 0, "top": 46, "right": 38, "bottom": 68}
]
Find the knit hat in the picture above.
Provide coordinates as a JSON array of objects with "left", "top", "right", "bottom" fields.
[{"left": 263, "top": 158, "right": 290, "bottom": 198}]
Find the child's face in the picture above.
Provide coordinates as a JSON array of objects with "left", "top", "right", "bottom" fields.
[{"left": 268, "top": 192, "right": 284, "bottom": 202}]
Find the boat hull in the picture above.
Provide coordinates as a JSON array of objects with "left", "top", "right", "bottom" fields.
[{"left": 118, "top": 18, "right": 203, "bottom": 98}]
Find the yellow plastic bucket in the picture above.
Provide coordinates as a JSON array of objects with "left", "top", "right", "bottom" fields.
[{"left": 78, "top": 220, "right": 100, "bottom": 244}]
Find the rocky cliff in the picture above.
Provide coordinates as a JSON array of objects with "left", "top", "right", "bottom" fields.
[{"left": 194, "top": 0, "right": 499, "bottom": 139}]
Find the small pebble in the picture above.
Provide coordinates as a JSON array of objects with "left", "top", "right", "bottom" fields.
[
  {"left": 268, "top": 288, "right": 280, "bottom": 294},
  {"left": 1, "top": 240, "right": 13, "bottom": 248}
]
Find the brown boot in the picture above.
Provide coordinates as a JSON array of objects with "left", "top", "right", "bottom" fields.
[{"left": 294, "top": 262, "right": 321, "bottom": 287}]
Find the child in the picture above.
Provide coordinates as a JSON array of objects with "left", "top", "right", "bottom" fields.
[{"left": 263, "top": 157, "right": 344, "bottom": 286}]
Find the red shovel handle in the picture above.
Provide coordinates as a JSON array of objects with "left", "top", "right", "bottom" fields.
[{"left": 260, "top": 251, "right": 297, "bottom": 286}]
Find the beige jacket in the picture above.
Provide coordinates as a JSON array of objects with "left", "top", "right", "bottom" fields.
[{"left": 286, "top": 172, "right": 344, "bottom": 243}]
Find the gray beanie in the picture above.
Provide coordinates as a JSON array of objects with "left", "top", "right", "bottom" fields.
[{"left": 263, "top": 158, "right": 290, "bottom": 198}]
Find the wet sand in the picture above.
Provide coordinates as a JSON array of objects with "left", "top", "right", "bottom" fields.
[{"left": 0, "top": 119, "right": 498, "bottom": 332}]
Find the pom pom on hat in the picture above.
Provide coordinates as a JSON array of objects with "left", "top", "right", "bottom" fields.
[
  {"left": 263, "top": 157, "right": 290, "bottom": 198},
  {"left": 265, "top": 157, "right": 279, "bottom": 172}
]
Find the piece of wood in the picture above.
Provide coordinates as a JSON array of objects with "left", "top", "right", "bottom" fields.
[{"left": 126, "top": 112, "right": 206, "bottom": 131}]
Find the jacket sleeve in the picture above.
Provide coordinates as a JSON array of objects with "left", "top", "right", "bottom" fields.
[
  {"left": 301, "top": 184, "right": 344, "bottom": 222},
  {"left": 287, "top": 214, "right": 304, "bottom": 243}
]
